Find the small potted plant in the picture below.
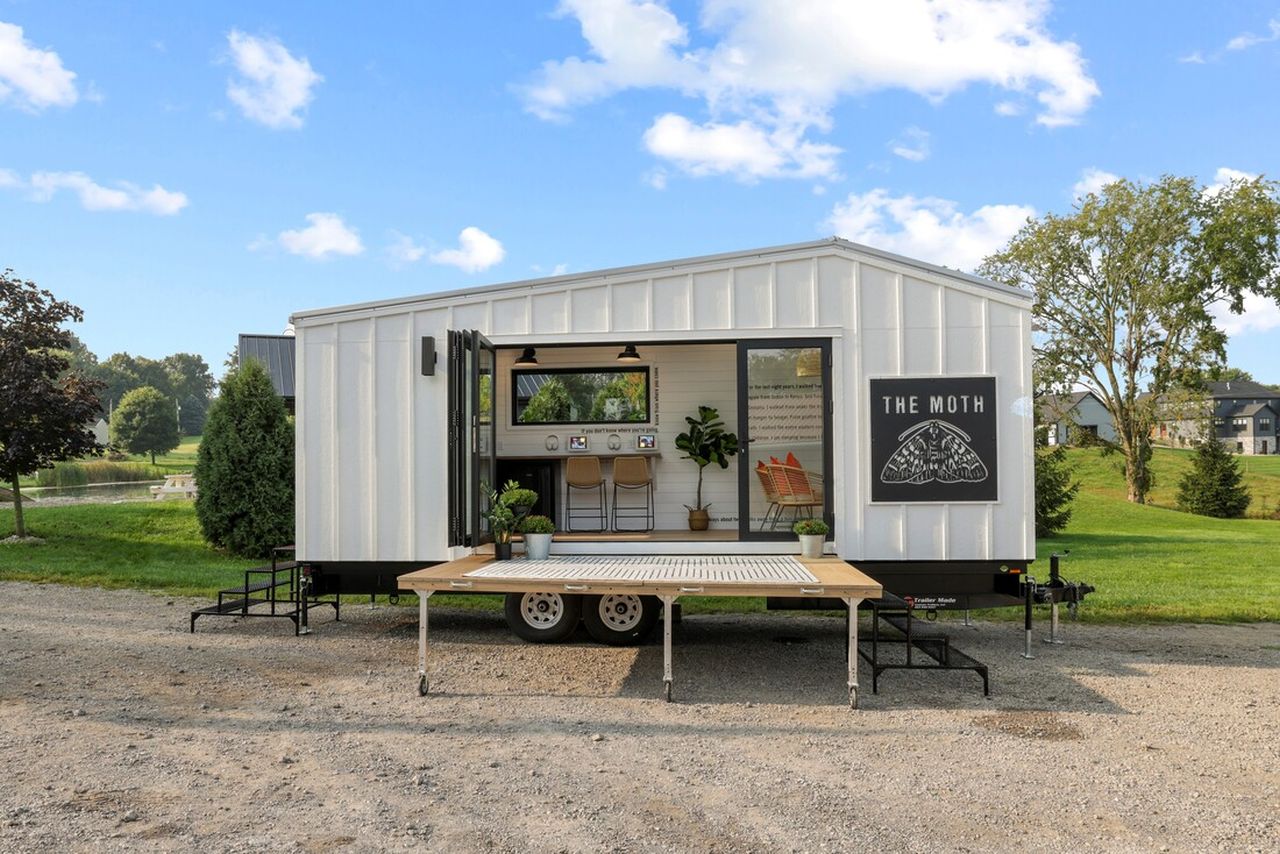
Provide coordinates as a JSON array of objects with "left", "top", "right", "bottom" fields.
[
  {"left": 519, "top": 515, "right": 555, "bottom": 560},
  {"left": 793, "top": 518, "right": 830, "bottom": 559},
  {"left": 674, "top": 405, "right": 740, "bottom": 531}
]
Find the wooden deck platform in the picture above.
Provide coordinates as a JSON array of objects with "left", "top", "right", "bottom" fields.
[{"left": 398, "top": 554, "right": 881, "bottom": 707}]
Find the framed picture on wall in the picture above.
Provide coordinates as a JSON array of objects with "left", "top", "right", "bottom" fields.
[
  {"left": 568, "top": 435, "right": 589, "bottom": 452},
  {"left": 636, "top": 434, "right": 656, "bottom": 450}
]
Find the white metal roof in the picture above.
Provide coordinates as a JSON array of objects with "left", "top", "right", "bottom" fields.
[{"left": 291, "top": 237, "right": 1030, "bottom": 324}]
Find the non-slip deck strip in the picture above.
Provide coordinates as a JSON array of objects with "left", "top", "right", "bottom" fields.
[{"left": 464, "top": 555, "right": 819, "bottom": 584}]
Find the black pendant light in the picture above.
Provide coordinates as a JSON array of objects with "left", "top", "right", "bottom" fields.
[
  {"left": 616, "top": 344, "right": 641, "bottom": 362},
  {"left": 514, "top": 347, "right": 538, "bottom": 367}
]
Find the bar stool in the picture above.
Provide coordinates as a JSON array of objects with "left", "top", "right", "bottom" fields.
[
  {"left": 564, "top": 456, "right": 607, "bottom": 532},
  {"left": 611, "top": 455, "right": 655, "bottom": 532}
]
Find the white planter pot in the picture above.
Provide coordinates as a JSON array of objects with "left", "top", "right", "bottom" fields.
[
  {"left": 524, "top": 532, "right": 553, "bottom": 561},
  {"left": 797, "top": 534, "right": 825, "bottom": 559}
]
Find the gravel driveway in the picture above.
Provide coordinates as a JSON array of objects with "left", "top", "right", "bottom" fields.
[{"left": 1, "top": 581, "right": 1277, "bottom": 853}]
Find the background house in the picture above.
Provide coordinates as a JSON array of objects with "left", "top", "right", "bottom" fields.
[
  {"left": 1152, "top": 380, "right": 1280, "bottom": 455},
  {"left": 1038, "top": 390, "right": 1117, "bottom": 446}
]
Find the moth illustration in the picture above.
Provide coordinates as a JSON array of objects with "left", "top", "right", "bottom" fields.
[{"left": 880, "top": 419, "right": 988, "bottom": 485}]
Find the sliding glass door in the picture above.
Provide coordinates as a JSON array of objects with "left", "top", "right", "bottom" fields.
[{"left": 737, "top": 339, "right": 833, "bottom": 541}]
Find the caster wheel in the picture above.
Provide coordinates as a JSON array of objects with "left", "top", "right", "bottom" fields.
[
  {"left": 849, "top": 688, "right": 858, "bottom": 710},
  {"left": 418, "top": 674, "right": 429, "bottom": 696},
  {"left": 663, "top": 681, "right": 672, "bottom": 703}
]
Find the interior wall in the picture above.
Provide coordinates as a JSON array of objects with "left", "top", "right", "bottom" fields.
[{"left": 494, "top": 344, "right": 740, "bottom": 530}]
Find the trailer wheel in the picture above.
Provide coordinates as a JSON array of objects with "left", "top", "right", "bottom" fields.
[
  {"left": 504, "top": 592, "right": 581, "bottom": 643},
  {"left": 582, "top": 594, "right": 660, "bottom": 646}
]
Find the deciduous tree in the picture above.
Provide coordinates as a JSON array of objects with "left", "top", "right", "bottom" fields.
[
  {"left": 110, "top": 386, "right": 180, "bottom": 464},
  {"left": 980, "top": 175, "right": 1280, "bottom": 503},
  {"left": 0, "top": 270, "right": 103, "bottom": 538}
]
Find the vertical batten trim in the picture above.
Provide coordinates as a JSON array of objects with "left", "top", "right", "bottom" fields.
[
  {"left": 852, "top": 260, "right": 865, "bottom": 559},
  {"left": 685, "top": 273, "right": 694, "bottom": 331},
  {"left": 983, "top": 298, "right": 994, "bottom": 560},
  {"left": 407, "top": 314, "right": 417, "bottom": 559},
  {"left": 938, "top": 284, "right": 948, "bottom": 560},
  {"left": 809, "top": 257, "right": 818, "bottom": 327},
  {"left": 368, "top": 317, "right": 378, "bottom": 561},
  {"left": 727, "top": 266, "right": 737, "bottom": 330},
  {"left": 330, "top": 326, "right": 340, "bottom": 561}
]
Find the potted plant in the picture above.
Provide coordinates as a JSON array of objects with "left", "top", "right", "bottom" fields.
[
  {"left": 498, "top": 480, "right": 539, "bottom": 521},
  {"left": 793, "top": 519, "right": 830, "bottom": 558},
  {"left": 519, "top": 515, "right": 555, "bottom": 560},
  {"left": 486, "top": 488, "right": 517, "bottom": 560},
  {"left": 674, "top": 405, "right": 740, "bottom": 531}
]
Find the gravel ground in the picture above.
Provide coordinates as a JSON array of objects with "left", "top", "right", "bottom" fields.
[{"left": 1, "top": 581, "right": 1277, "bottom": 853}]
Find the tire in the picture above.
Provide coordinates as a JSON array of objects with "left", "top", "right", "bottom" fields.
[
  {"left": 582, "top": 594, "right": 661, "bottom": 646},
  {"left": 504, "top": 592, "right": 581, "bottom": 643}
]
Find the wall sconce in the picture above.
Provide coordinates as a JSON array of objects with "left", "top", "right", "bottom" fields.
[
  {"left": 616, "top": 344, "right": 641, "bottom": 362},
  {"left": 514, "top": 347, "right": 538, "bottom": 367}
]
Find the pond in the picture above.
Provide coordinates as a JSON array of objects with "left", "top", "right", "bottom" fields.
[{"left": 24, "top": 481, "right": 166, "bottom": 504}]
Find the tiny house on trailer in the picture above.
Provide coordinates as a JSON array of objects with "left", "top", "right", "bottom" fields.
[{"left": 291, "top": 238, "right": 1036, "bottom": 639}]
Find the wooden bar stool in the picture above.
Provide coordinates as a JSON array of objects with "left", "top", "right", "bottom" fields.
[
  {"left": 611, "top": 455, "right": 654, "bottom": 532},
  {"left": 564, "top": 456, "right": 607, "bottom": 532}
]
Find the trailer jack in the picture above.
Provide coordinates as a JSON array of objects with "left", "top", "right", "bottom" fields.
[{"left": 1023, "top": 552, "right": 1095, "bottom": 651}]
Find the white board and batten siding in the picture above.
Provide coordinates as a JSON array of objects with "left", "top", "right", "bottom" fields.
[{"left": 292, "top": 238, "right": 1035, "bottom": 565}]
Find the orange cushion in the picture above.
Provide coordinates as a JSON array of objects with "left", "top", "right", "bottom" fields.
[
  {"left": 784, "top": 452, "right": 803, "bottom": 468},
  {"left": 770, "top": 456, "right": 781, "bottom": 465},
  {"left": 756, "top": 460, "right": 766, "bottom": 470}
]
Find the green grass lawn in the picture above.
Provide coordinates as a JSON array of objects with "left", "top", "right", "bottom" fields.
[
  {"left": 2, "top": 446, "right": 1277, "bottom": 622},
  {"left": 1064, "top": 446, "right": 1280, "bottom": 518}
]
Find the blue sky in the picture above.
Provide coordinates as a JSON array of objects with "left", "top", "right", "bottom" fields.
[{"left": 2, "top": 1, "right": 1279, "bottom": 381}]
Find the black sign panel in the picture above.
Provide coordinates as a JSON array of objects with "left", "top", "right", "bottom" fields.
[{"left": 870, "top": 377, "right": 998, "bottom": 503}]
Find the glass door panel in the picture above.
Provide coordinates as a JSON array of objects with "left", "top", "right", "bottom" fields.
[
  {"left": 472, "top": 331, "right": 496, "bottom": 544},
  {"left": 738, "top": 340, "right": 832, "bottom": 540}
]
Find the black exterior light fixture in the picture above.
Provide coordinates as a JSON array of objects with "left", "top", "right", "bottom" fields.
[
  {"left": 616, "top": 344, "right": 642, "bottom": 362},
  {"left": 514, "top": 347, "right": 539, "bottom": 367}
]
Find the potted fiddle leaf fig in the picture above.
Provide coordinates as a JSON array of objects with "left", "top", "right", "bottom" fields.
[
  {"left": 519, "top": 514, "right": 555, "bottom": 560},
  {"left": 674, "top": 405, "right": 740, "bottom": 531},
  {"left": 793, "top": 518, "right": 830, "bottom": 558}
]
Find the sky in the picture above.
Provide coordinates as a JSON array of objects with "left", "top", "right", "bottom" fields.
[{"left": 2, "top": 0, "right": 1279, "bottom": 381}]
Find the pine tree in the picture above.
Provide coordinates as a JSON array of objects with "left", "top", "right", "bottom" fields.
[
  {"left": 1035, "top": 430, "right": 1080, "bottom": 538},
  {"left": 1177, "top": 426, "right": 1251, "bottom": 518},
  {"left": 195, "top": 361, "right": 294, "bottom": 557}
]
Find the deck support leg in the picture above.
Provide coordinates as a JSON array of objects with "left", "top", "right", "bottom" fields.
[
  {"left": 843, "top": 597, "right": 862, "bottom": 709},
  {"left": 417, "top": 592, "right": 432, "bottom": 696},
  {"left": 660, "top": 595, "right": 676, "bottom": 702},
  {"left": 1044, "top": 601, "right": 1064, "bottom": 645}
]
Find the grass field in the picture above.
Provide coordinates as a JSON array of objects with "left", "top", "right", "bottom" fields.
[{"left": 18, "top": 436, "right": 202, "bottom": 488}]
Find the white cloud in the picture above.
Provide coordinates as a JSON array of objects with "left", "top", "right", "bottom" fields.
[
  {"left": 522, "top": 0, "right": 1099, "bottom": 180},
  {"left": 430, "top": 227, "right": 506, "bottom": 273},
  {"left": 273, "top": 213, "right": 363, "bottom": 259},
  {"left": 889, "top": 126, "right": 930, "bottom": 162},
  {"left": 386, "top": 231, "right": 427, "bottom": 266},
  {"left": 1204, "top": 166, "right": 1259, "bottom": 197},
  {"left": 827, "top": 188, "right": 1033, "bottom": 272},
  {"left": 1226, "top": 18, "right": 1280, "bottom": 51},
  {"left": 1178, "top": 50, "right": 1206, "bottom": 64},
  {"left": 994, "top": 100, "right": 1022, "bottom": 116},
  {"left": 8, "top": 170, "right": 188, "bottom": 215},
  {"left": 643, "top": 113, "right": 840, "bottom": 180},
  {"left": 226, "top": 31, "right": 322, "bottom": 129},
  {"left": 1213, "top": 291, "right": 1280, "bottom": 336},
  {"left": 0, "top": 21, "right": 78, "bottom": 111},
  {"left": 1072, "top": 167, "right": 1120, "bottom": 199}
]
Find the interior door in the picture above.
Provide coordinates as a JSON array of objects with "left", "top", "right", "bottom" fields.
[
  {"left": 737, "top": 339, "right": 834, "bottom": 541},
  {"left": 447, "top": 330, "right": 497, "bottom": 547}
]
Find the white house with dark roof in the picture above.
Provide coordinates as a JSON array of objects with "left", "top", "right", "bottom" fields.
[{"left": 1038, "top": 390, "right": 1116, "bottom": 446}]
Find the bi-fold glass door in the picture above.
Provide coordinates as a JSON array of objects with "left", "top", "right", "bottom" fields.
[
  {"left": 447, "top": 329, "right": 496, "bottom": 548},
  {"left": 737, "top": 339, "right": 834, "bottom": 541}
]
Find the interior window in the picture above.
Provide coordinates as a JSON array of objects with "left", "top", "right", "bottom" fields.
[{"left": 513, "top": 368, "right": 650, "bottom": 425}]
